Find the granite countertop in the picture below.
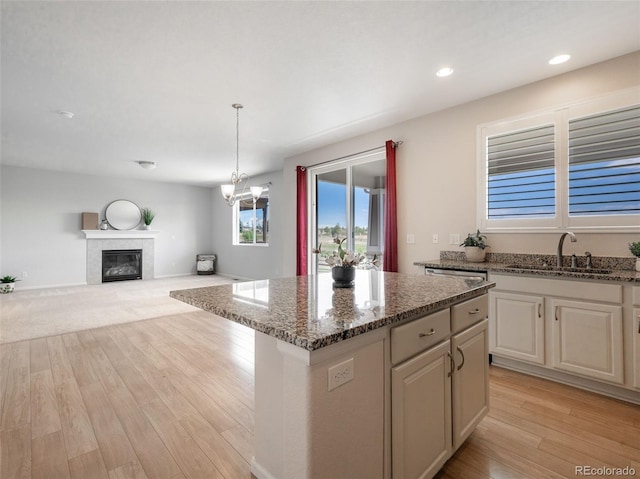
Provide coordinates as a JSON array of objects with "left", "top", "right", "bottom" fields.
[
  {"left": 170, "top": 270, "right": 494, "bottom": 351},
  {"left": 414, "top": 252, "right": 639, "bottom": 283}
]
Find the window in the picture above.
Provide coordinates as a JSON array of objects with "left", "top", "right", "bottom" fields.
[
  {"left": 568, "top": 105, "right": 640, "bottom": 217},
  {"left": 233, "top": 188, "right": 269, "bottom": 245},
  {"left": 478, "top": 89, "right": 640, "bottom": 232}
]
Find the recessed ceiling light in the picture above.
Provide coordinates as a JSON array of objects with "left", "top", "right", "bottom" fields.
[
  {"left": 137, "top": 161, "right": 157, "bottom": 170},
  {"left": 549, "top": 54, "right": 571, "bottom": 65},
  {"left": 436, "top": 67, "right": 454, "bottom": 77},
  {"left": 57, "top": 110, "right": 74, "bottom": 119}
]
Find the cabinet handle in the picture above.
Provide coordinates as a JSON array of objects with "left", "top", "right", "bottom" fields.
[
  {"left": 538, "top": 303, "right": 542, "bottom": 318},
  {"left": 637, "top": 316, "right": 640, "bottom": 334},
  {"left": 555, "top": 306, "right": 559, "bottom": 321},
  {"left": 456, "top": 346, "right": 465, "bottom": 371},
  {"left": 468, "top": 308, "right": 480, "bottom": 315},
  {"left": 419, "top": 329, "right": 436, "bottom": 338},
  {"left": 447, "top": 351, "right": 454, "bottom": 377}
]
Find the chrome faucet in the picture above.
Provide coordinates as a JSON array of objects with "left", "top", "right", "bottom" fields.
[{"left": 557, "top": 231, "right": 577, "bottom": 268}]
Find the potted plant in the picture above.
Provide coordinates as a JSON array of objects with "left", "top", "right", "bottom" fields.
[
  {"left": 1, "top": 275, "right": 18, "bottom": 294},
  {"left": 629, "top": 241, "right": 640, "bottom": 272},
  {"left": 141, "top": 208, "right": 155, "bottom": 230},
  {"left": 460, "top": 230, "right": 489, "bottom": 263},
  {"left": 313, "top": 237, "right": 378, "bottom": 287}
]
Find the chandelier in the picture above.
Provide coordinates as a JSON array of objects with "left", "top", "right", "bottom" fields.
[{"left": 221, "top": 104, "right": 249, "bottom": 206}]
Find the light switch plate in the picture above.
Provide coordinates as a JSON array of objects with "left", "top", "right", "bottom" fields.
[
  {"left": 450, "top": 234, "right": 460, "bottom": 245},
  {"left": 406, "top": 234, "right": 415, "bottom": 244}
]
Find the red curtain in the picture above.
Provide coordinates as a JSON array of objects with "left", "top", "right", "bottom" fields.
[
  {"left": 384, "top": 140, "right": 398, "bottom": 272},
  {"left": 296, "top": 166, "right": 308, "bottom": 275}
]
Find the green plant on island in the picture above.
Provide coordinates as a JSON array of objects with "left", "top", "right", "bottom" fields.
[
  {"left": 460, "top": 230, "right": 489, "bottom": 250},
  {"left": 629, "top": 241, "right": 640, "bottom": 258}
]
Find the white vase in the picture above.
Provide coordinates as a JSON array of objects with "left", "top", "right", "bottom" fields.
[
  {"left": 464, "top": 246, "right": 486, "bottom": 263},
  {"left": 636, "top": 257, "right": 640, "bottom": 272},
  {"left": 0, "top": 282, "right": 15, "bottom": 294}
]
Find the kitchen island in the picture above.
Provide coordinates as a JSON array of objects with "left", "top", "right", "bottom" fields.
[{"left": 170, "top": 270, "right": 494, "bottom": 479}]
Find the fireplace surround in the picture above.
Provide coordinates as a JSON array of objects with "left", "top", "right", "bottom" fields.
[{"left": 83, "top": 230, "right": 157, "bottom": 284}]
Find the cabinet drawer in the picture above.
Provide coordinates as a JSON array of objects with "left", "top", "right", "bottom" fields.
[
  {"left": 452, "top": 295, "right": 488, "bottom": 334},
  {"left": 391, "top": 309, "right": 450, "bottom": 365}
]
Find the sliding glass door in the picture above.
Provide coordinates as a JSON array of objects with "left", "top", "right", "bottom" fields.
[{"left": 309, "top": 151, "right": 386, "bottom": 274}]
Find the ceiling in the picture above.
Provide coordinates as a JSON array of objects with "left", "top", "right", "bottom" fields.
[{"left": 2, "top": 1, "right": 639, "bottom": 187}]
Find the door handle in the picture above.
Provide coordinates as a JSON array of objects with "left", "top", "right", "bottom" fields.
[
  {"left": 456, "top": 346, "right": 465, "bottom": 371},
  {"left": 447, "top": 351, "right": 454, "bottom": 377},
  {"left": 419, "top": 328, "right": 436, "bottom": 338}
]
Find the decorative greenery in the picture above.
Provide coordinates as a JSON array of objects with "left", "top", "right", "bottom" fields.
[
  {"left": 460, "top": 230, "right": 489, "bottom": 250},
  {"left": 1, "top": 275, "right": 17, "bottom": 283},
  {"left": 313, "top": 237, "right": 379, "bottom": 268},
  {"left": 141, "top": 207, "right": 155, "bottom": 226},
  {"left": 629, "top": 241, "right": 640, "bottom": 258}
]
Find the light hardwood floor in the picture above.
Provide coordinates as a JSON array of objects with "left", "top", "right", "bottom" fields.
[{"left": 2, "top": 309, "right": 639, "bottom": 479}]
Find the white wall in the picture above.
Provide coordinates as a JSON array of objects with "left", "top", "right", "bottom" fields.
[
  {"left": 0, "top": 166, "right": 213, "bottom": 288},
  {"left": 282, "top": 52, "right": 640, "bottom": 276},
  {"left": 211, "top": 170, "right": 284, "bottom": 280}
]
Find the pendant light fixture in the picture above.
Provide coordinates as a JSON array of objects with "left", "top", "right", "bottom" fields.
[{"left": 221, "top": 103, "right": 249, "bottom": 206}]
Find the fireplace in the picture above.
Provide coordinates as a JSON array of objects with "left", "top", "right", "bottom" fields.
[{"left": 102, "top": 249, "right": 142, "bottom": 283}]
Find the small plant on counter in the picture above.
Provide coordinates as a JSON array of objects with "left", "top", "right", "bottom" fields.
[
  {"left": 141, "top": 208, "right": 155, "bottom": 227},
  {"left": 629, "top": 241, "right": 640, "bottom": 257},
  {"left": 0, "top": 275, "right": 18, "bottom": 294},
  {"left": 460, "top": 230, "right": 489, "bottom": 249},
  {"left": 313, "top": 237, "right": 379, "bottom": 269}
]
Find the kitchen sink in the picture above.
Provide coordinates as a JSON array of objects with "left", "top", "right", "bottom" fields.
[{"left": 504, "top": 264, "right": 612, "bottom": 274}]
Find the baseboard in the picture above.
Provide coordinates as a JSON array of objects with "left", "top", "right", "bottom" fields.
[
  {"left": 251, "top": 459, "right": 278, "bottom": 479},
  {"left": 492, "top": 356, "right": 640, "bottom": 405}
]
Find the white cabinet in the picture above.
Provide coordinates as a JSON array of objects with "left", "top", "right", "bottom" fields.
[
  {"left": 451, "top": 318, "right": 489, "bottom": 449},
  {"left": 550, "top": 299, "right": 623, "bottom": 384},
  {"left": 490, "top": 291, "right": 545, "bottom": 365},
  {"left": 391, "top": 295, "right": 489, "bottom": 479},
  {"left": 392, "top": 340, "right": 452, "bottom": 479}
]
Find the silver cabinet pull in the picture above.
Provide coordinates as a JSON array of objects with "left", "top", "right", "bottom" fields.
[
  {"left": 419, "top": 329, "right": 436, "bottom": 338},
  {"left": 468, "top": 308, "right": 480, "bottom": 315},
  {"left": 446, "top": 351, "right": 454, "bottom": 377},
  {"left": 456, "top": 346, "right": 465, "bottom": 371},
  {"left": 637, "top": 315, "right": 640, "bottom": 334},
  {"left": 555, "top": 306, "right": 559, "bottom": 321},
  {"left": 538, "top": 303, "right": 542, "bottom": 318}
]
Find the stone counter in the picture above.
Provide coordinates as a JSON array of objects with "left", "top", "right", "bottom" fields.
[
  {"left": 170, "top": 270, "right": 494, "bottom": 351},
  {"left": 415, "top": 251, "right": 639, "bottom": 283}
]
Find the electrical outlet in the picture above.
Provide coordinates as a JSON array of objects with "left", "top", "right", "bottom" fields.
[
  {"left": 328, "top": 358, "right": 354, "bottom": 391},
  {"left": 449, "top": 234, "right": 460, "bottom": 245},
  {"left": 22, "top": 271, "right": 28, "bottom": 278},
  {"left": 432, "top": 234, "right": 439, "bottom": 244},
  {"left": 406, "top": 234, "right": 415, "bottom": 244}
]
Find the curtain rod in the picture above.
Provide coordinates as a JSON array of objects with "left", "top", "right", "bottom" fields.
[{"left": 299, "top": 141, "right": 402, "bottom": 170}]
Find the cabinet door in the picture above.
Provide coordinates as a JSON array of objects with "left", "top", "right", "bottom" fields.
[
  {"left": 451, "top": 319, "right": 489, "bottom": 450},
  {"left": 634, "top": 308, "right": 640, "bottom": 390},
  {"left": 551, "top": 299, "right": 623, "bottom": 384},
  {"left": 490, "top": 291, "right": 545, "bottom": 364},
  {"left": 392, "top": 340, "right": 452, "bottom": 479}
]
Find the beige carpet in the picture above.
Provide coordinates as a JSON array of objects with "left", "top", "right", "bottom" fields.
[{"left": 0, "top": 275, "right": 235, "bottom": 344}]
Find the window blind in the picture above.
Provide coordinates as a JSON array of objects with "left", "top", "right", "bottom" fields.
[
  {"left": 487, "top": 124, "right": 556, "bottom": 219},
  {"left": 569, "top": 105, "right": 640, "bottom": 216}
]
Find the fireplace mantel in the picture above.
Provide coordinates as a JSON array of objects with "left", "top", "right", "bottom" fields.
[{"left": 82, "top": 229, "right": 159, "bottom": 239}]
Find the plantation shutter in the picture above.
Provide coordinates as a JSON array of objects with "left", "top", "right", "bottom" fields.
[
  {"left": 568, "top": 105, "right": 640, "bottom": 216},
  {"left": 487, "top": 124, "right": 556, "bottom": 219}
]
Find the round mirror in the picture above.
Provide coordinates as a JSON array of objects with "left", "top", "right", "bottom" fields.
[{"left": 105, "top": 199, "right": 141, "bottom": 230}]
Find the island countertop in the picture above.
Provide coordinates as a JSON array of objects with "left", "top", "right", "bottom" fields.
[{"left": 170, "top": 270, "right": 494, "bottom": 351}]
